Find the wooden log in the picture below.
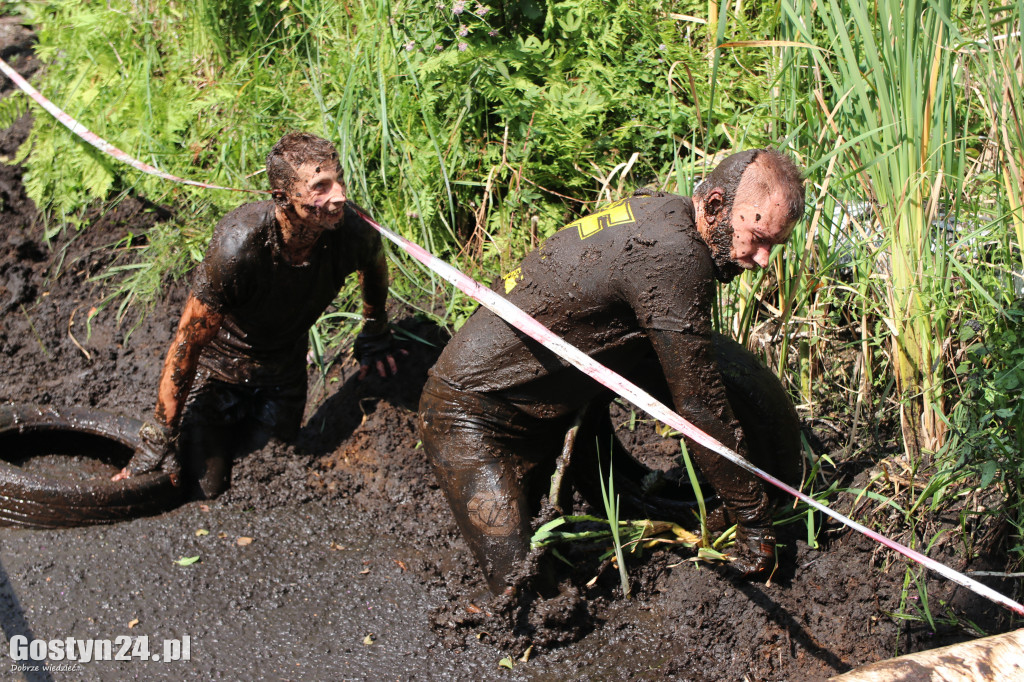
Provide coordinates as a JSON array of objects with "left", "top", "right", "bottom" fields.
[{"left": 831, "top": 628, "right": 1024, "bottom": 681}]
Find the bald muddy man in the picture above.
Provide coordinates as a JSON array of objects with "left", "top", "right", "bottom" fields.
[
  {"left": 114, "top": 132, "right": 401, "bottom": 497},
  {"left": 419, "top": 149, "right": 805, "bottom": 592}
]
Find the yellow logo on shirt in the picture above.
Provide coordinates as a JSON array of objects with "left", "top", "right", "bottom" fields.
[
  {"left": 566, "top": 198, "right": 636, "bottom": 240},
  {"left": 503, "top": 267, "right": 523, "bottom": 293},
  {"left": 504, "top": 198, "right": 639, "bottom": 293}
]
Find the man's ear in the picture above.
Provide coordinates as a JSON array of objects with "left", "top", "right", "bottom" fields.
[
  {"left": 272, "top": 189, "right": 290, "bottom": 210},
  {"left": 703, "top": 187, "right": 725, "bottom": 225}
]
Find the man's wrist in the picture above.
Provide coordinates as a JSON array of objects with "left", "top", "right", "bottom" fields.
[
  {"left": 140, "top": 420, "right": 176, "bottom": 446},
  {"left": 360, "top": 316, "right": 389, "bottom": 336}
]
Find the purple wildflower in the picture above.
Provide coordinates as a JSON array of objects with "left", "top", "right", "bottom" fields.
[
  {"left": 458, "top": 24, "right": 469, "bottom": 37},
  {"left": 474, "top": 4, "right": 489, "bottom": 16},
  {"left": 458, "top": 41, "right": 468, "bottom": 52},
  {"left": 452, "top": 1, "right": 466, "bottom": 14},
  {"left": 404, "top": 41, "right": 416, "bottom": 52},
  {"left": 488, "top": 29, "right": 499, "bottom": 37}
]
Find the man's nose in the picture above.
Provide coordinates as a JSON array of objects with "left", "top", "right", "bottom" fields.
[
  {"left": 754, "top": 246, "right": 771, "bottom": 268},
  {"left": 330, "top": 180, "right": 347, "bottom": 205}
]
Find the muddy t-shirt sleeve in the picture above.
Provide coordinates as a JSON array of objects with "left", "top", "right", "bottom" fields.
[{"left": 190, "top": 216, "right": 260, "bottom": 313}]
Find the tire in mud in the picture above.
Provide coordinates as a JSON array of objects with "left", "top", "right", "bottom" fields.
[
  {"left": 569, "top": 333, "right": 803, "bottom": 523},
  {"left": 0, "top": 403, "right": 182, "bottom": 528}
]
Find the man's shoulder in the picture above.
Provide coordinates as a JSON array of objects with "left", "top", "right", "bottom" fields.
[
  {"left": 208, "top": 201, "right": 277, "bottom": 261},
  {"left": 628, "top": 189, "right": 695, "bottom": 226},
  {"left": 329, "top": 202, "right": 382, "bottom": 260},
  {"left": 619, "top": 191, "right": 715, "bottom": 282}
]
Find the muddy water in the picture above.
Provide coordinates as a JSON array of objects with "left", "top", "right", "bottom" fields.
[
  {"left": 0, "top": 501, "right": 500, "bottom": 680},
  {"left": 13, "top": 454, "right": 119, "bottom": 482}
]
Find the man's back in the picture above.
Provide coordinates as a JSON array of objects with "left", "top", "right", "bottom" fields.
[{"left": 430, "top": 191, "right": 716, "bottom": 418}]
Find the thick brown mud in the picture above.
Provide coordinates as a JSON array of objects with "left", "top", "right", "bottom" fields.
[{"left": 0, "top": 23, "right": 1018, "bottom": 680}]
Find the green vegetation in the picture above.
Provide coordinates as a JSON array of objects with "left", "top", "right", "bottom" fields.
[{"left": 2, "top": 0, "right": 1023, "bottom": 615}]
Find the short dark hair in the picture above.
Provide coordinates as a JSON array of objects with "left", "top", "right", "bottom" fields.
[
  {"left": 266, "top": 132, "right": 339, "bottom": 194},
  {"left": 695, "top": 148, "right": 806, "bottom": 225}
]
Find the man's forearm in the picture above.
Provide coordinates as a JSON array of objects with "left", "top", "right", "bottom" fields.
[
  {"left": 154, "top": 295, "right": 223, "bottom": 429},
  {"left": 648, "top": 328, "right": 771, "bottom": 524},
  {"left": 358, "top": 252, "right": 389, "bottom": 335}
]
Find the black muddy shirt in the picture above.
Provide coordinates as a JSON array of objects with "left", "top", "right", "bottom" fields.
[
  {"left": 430, "top": 190, "right": 748, "bottom": 455},
  {"left": 190, "top": 200, "right": 388, "bottom": 387}
]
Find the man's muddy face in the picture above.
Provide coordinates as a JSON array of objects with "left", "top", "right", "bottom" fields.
[
  {"left": 728, "top": 190, "right": 796, "bottom": 270},
  {"left": 284, "top": 161, "right": 347, "bottom": 229}
]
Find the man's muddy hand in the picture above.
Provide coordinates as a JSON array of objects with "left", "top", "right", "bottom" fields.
[
  {"left": 728, "top": 524, "right": 776, "bottom": 579},
  {"left": 354, "top": 330, "right": 407, "bottom": 380},
  {"left": 112, "top": 420, "right": 181, "bottom": 484}
]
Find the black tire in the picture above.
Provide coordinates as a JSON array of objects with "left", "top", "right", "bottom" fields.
[
  {"left": 0, "top": 403, "right": 182, "bottom": 528},
  {"left": 568, "top": 333, "right": 803, "bottom": 523}
]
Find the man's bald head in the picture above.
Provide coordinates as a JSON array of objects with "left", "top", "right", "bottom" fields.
[
  {"left": 693, "top": 149, "right": 805, "bottom": 280},
  {"left": 695, "top": 148, "right": 805, "bottom": 225}
]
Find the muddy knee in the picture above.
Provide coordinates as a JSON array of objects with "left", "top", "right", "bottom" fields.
[
  {"left": 433, "top": 465, "right": 532, "bottom": 593},
  {"left": 462, "top": 489, "right": 531, "bottom": 592},
  {"left": 179, "top": 421, "right": 232, "bottom": 500}
]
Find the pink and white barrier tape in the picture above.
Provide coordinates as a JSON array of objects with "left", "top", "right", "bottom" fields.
[
  {"left": 0, "top": 57, "right": 265, "bottom": 194},
  {"left": 356, "top": 209, "right": 1024, "bottom": 618},
  {"left": 4, "top": 53, "right": 1020, "bottom": 617}
]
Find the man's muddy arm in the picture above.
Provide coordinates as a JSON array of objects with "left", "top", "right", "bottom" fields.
[
  {"left": 355, "top": 248, "right": 403, "bottom": 378},
  {"left": 357, "top": 248, "right": 389, "bottom": 336},
  {"left": 646, "top": 329, "right": 775, "bottom": 573},
  {"left": 113, "top": 295, "right": 222, "bottom": 481},
  {"left": 153, "top": 294, "right": 224, "bottom": 429}
]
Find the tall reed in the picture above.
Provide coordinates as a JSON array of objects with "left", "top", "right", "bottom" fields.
[
  {"left": 780, "top": 0, "right": 966, "bottom": 458},
  {"left": 968, "top": 0, "right": 1024, "bottom": 273}
]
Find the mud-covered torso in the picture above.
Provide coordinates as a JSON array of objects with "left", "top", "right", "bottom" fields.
[
  {"left": 190, "top": 201, "right": 382, "bottom": 385},
  {"left": 431, "top": 192, "right": 717, "bottom": 418}
]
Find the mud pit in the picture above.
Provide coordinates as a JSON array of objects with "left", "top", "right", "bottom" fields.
[{"left": 1, "top": 25, "right": 1018, "bottom": 681}]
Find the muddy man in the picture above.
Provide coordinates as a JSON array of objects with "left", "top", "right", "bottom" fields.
[
  {"left": 419, "top": 149, "right": 806, "bottom": 593},
  {"left": 113, "top": 132, "right": 402, "bottom": 497}
]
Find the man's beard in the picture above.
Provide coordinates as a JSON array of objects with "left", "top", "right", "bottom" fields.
[{"left": 706, "top": 216, "right": 743, "bottom": 282}]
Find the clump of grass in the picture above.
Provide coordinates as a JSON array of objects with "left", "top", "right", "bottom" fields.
[{"left": 597, "top": 446, "right": 630, "bottom": 598}]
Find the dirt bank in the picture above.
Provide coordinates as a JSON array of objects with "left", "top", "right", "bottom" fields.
[{"left": 1, "top": 22, "right": 1018, "bottom": 681}]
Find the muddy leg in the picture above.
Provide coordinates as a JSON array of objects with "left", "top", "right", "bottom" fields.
[
  {"left": 444, "top": 459, "right": 532, "bottom": 594},
  {"left": 178, "top": 376, "right": 307, "bottom": 500},
  {"left": 420, "top": 421, "right": 532, "bottom": 592},
  {"left": 253, "top": 377, "right": 307, "bottom": 444},
  {"left": 178, "top": 378, "right": 247, "bottom": 500},
  {"left": 179, "top": 419, "right": 232, "bottom": 500},
  {"left": 419, "top": 379, "right": 559, "bottom": 593}
]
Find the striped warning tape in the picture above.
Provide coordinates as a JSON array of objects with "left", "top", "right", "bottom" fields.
[{"left": 3, "top": 53, "right": 1021, "bottom": 616}]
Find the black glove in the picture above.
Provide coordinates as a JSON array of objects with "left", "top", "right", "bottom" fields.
[
  {"left": 353, "top": 329, "right": 396, "bottom": 374},
  {"left": 125, "top": 420, "right": 180, "bottom": 477},
  {"left": 729, "top": 523, "right": 776, "bottom": 578}
]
